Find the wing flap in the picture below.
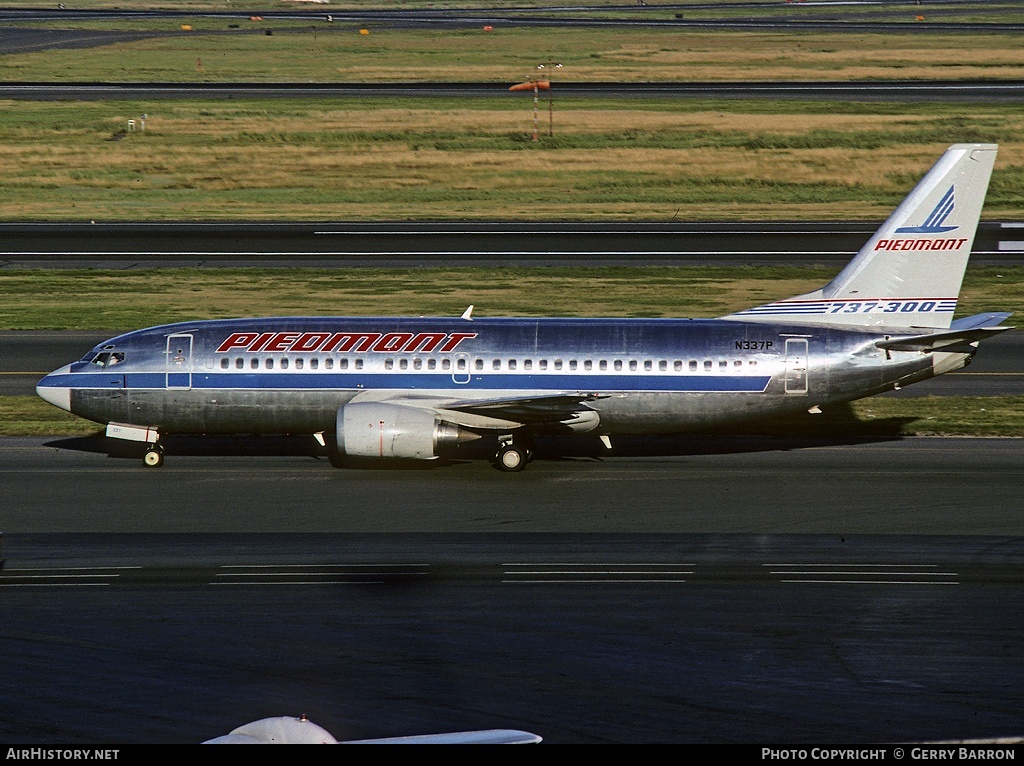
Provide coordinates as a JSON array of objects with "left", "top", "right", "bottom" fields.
[{"left": 444, "top": 392, "right": 606, "bottom": 424}]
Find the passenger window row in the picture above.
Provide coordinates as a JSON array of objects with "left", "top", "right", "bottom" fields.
[
  {"left": 219, "top": 356, "right": 758, "bottom": 372},
  {"left": 221, "top": 357, "right": 369, "bottom": 371},
  {"left": 466, "top": 358, "right": 758, "bottom": 372}
]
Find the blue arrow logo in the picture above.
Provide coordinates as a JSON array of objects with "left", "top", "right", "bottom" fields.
[{"left": 896, "top": 185, "right": 958, "bottom": 234}]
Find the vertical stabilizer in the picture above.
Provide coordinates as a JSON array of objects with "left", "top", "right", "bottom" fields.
[{"left": 727, "top": 144, "right": 997, "bottom": 329}]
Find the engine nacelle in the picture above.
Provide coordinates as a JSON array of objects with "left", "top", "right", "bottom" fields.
[{"left": 337, "top": 402, "right": 477, "bottom": 460}]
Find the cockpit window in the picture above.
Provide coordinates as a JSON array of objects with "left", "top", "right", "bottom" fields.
[{"left": 89, "top": 351, "right": 125, "bottom": 367}]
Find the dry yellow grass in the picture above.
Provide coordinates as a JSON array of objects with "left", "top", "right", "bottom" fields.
[
  {"left": 112, "top": 105, "right": 943, "bottom": 138},
  {"left": 560, "top": 33, "right": 1024, "bottom": 82},
  {"left": 308, "top": 30, "right": 1024, "bottom": 83},
  {"left": 4, "top": 266, "right": 1017, "bottom": 330},
  {"left": 2, "top": 98, "right": 1021, "bottom": 221},
  {"left": 3, "top": 24, "right": 1023, "bottom": 83},
  {"left": 0, "top": 19, "right": 1022, "bottom": 221}
]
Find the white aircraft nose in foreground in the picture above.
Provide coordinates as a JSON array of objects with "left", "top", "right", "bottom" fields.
[
  {"left": 37, "top": 144, "right": 1011, "bottom": 470},
  {"left": 203, "top": 715, "right": 542, "bottom": 744}
]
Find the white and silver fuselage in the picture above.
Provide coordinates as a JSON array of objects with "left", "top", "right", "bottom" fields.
[{"left": 36, "top": 315, "right": 962, "bottom": 438}]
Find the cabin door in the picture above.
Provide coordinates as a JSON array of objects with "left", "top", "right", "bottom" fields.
[
  {"left": 784, "top": 338, "right": 808, "bottom": 395},
  {"left": 452, "top": 353, "right": 471, "bottom": 384},
  {"left": 166, "top": 333, "right": 193, "bottom": 390}
]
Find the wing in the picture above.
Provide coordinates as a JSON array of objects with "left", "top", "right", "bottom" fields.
[
  {"left": 347, "top": 390, "right": 609, "bottom": 433},
  {"left": 443, "top": 392, "right": 607, "bottom": 426}
]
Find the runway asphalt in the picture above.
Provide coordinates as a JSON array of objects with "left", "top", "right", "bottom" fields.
[
  {"left": 3, "top": 435, "right": 1022, "bottom": 534},
  {"left": 1, "top": 221, "right": 1022, "bottom": 267},
  {"left": 2, "top": 436, "right": 1023, "bottom": 744}
]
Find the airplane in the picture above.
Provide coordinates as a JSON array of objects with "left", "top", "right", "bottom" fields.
[
  {"left": 36, "top": 143, "right": 1011, "bottom": 472},
  {"left": 202, "top": 715, "right": 542, "bottom": 744}
]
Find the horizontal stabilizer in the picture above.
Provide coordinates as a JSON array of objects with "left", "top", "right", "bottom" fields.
[{"left": 876, "top": 312, "right": 1013, "bottom": 351}]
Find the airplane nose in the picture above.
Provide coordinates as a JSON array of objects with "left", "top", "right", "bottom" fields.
[{"left": 36, "top": 364, "right": 73, "bottom": 412}]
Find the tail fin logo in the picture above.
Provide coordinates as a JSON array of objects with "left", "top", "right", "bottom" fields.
[{"left": 895, "top": 185, "right": 958, "bottom": 234}]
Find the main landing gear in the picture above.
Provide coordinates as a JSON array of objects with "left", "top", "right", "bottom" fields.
[
  {"left": 494, "top": 435, "right": 533, "bottom": 472},
  {"left": 143, "top": 443, "right": 165, "bottom": 468}
]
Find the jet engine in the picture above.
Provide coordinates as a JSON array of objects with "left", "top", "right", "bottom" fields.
[{"left": 337, "top": 402, "right": 478, "bottom": 460}]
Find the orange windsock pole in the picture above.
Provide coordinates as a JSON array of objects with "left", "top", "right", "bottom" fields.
[
  {"left": 509, "top": 81, "right": 551, "bottom": 141},
  {"left": 508, "top": 80, "right": 550, "bottom": 91}
]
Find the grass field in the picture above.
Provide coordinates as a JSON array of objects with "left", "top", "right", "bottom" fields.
[
  {"left": 2, "top": 265, "right": 1023, "bottom": 330},
  {"left": 4, "top": 25, "right": 1024, "bottom": 83},
  {"left": 0, "top": 97, "right": 1022, "bottom": 222},
  {"left": 1, "top": 17, "right": 1024, "bottom": 221}
]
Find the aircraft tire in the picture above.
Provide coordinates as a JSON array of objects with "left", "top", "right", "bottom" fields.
[
  {"left": 496, "top": 444, "right": 527, "bottom": 472},
  {"left": 143, "top": 447, "right": 164, "bottom": 467}
]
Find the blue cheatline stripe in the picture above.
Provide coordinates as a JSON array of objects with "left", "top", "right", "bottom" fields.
[
  {"left": 737, "top": 303, "right": 830, "bottom": 316},
  {"left": 40, "top": 371, "right": 773, "bottom": 394}
]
